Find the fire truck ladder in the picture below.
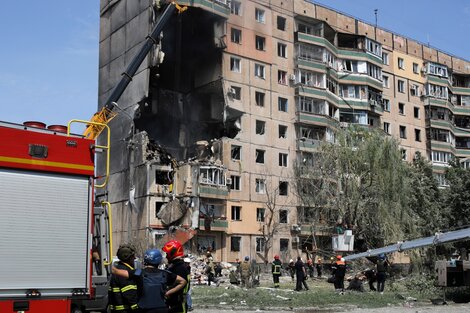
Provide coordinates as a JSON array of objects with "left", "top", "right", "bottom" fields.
[{"left": 343, "top": 227, "right": 470, "bottom": 261}]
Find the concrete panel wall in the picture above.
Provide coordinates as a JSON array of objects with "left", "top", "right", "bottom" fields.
[
  {"left": 407, "top": 39, "right": 422, "bottom": 59},
  {"left": 336, "top": 14, "right": 355, "bottom": 34},
  {"left": 437, "top": 52, "right": 452, "bottom": 68},
  {"left": 376, "top": 28, "right": 393, "bottom": 50},
  {"left": 393, "top": 34, "right": 407, "bottom": 53},
  {"left": 357, "top": 21, "right": 375, "bottom": 39},
  {"left": 423, "top": 46, "right": 438, "bottom": 63}
]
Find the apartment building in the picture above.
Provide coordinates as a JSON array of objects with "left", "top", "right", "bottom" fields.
[{"left": 98, "top": 0, "right": 470, "bottom": 261}]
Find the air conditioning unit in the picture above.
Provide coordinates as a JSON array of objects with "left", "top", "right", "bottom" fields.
[
  {"left": 289, "top": 74, "right": 296, "bottom": 81},
  {"left": 292, "top": 236, "right": 300, "bottom": 243},
  {"left": 370, "top": 100, "right": 377, "bottom": 107},
  {"left": 291, "top": 224, "right": 301, "bottom": 232},
  {"left": 421, "top": 67, "right": 427, "bottom": 74},
  {"left": 226, "top": 177, "right": 232, "bottom": 186}
]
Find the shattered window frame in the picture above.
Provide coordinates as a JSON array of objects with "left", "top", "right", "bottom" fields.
[
  {"left": 401, "top": 149, "right": 407, "bottom": 161},
  {"left": 398, "top": 102, "right": 405, "bottom": 115},
  {"left": 255, "top": 35, "right": 266, "bottom": 51},
  {"left": 231, "top": 86, "right": 241, "bottom": 100},
  {"left": 255, "top": 120, "right": 265, "bottom": 135},
  {"left": 280, "top": 238, "right": 289, "bottom": 252},
  {"left": 255, "top": 91, "right": 265, "bottom": 107},
  {"left": 255, "top": 149, "right": 265, "bottom": 164},
  {"left": 383, "top": 122, "right": 390, "bottom": 134},
  {"left": 278, "top": 70, "right": 287, "bottom": 85},
  {"left": 199, "top": 166, "right": 226, "bottom": 186},
  {"left": 230, "top": 0, "right": 241, "bottom": 16},
  {"left": 231, "top": 28, "right": 242, "bottom": 44},
  {"left": 255, "top": 178, "right": 266, "bottom": 194},
  {"left": 414, "top": 106, "right": 420, "bottom": 119},
  {"left": 255, "top": 8, "right": 265, "bottom": 24},
  {"left": 415, "top": 128, "right": 421, "bottom": 142},
  {"left": 231, "top": 236, "right": 241, "bottom": 251},
  {"left": 278, "top": 125, "right": 287, "bottom": 138},
  {"left": 399, "top": 125, "right": 407, "bottom": 139},
  {"left": 256, "top": 208, "right": 265, "bottom": 222},
  {"left": 230, "top": 56, "right": 241, "bottom": 73},
  {"left": 277, "top": 15, "right": 286, "bottom": 31},
  {"left": 231, "top": 205, "right": 242, "bottom": 221},
  {"left": 279, "top": 153, "right": 288, "bottom": 167},
  {"left": 279, "top": 181, "right": 288, "bottom": 196},
  {"left": 256, "top": 237, "right": 266, "bottom": 252},
  {"left": 231, "top": 145, "right": 241, "bottom": 160},
  {"left": 277, "top": 42, "right": 287, "bottom": 58},
  {"left": 254, "top": 63, "right": 265, "bottom": 79},
  {"left": 278, "top": 97, "right": 288, "bottom": 112},
  {"left": 279, "top": 209, "right": 288, "bottom": 223},
  {"left": 230, "top": 175, "right": 241, "bottom": 190},
  {"left": 413, "top": 62, "right": 419, "bottom": 74}
]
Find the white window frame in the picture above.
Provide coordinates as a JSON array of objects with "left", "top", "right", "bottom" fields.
[
  {"left": 255, "top": 8, "right": 265, "bottom": 23},
  {"left": 278, "top": 97, "right": 288, "bottom": 112},
  {"left": 231, "top": 205, "right": 241, "bottom": 221},
  {"left": 279, "top": 153, "right": 288, "bottom": 167},
  {"left": 277, "top": 42, "right": 287, "bottom": 58},
  {"left": 231, "top": 28, "right": 241, "bottom": 44},
  {"left": 230, "top": 57, "right": 241, "bottom": 73},
  {"left": 255, "top": 178, "right": 266, "bottom": 193},
  {"left": 254, "top": 63, "right": 265, "bottom": 79}
]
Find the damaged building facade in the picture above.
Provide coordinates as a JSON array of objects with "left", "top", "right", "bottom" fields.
[{"left": 98, "top": 0, "right": 470, "bottom": 262}]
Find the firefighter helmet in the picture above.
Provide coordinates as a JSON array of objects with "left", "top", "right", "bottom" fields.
[
  {"left": 162, "top": 240, "right": 184, "bottom": 261},
  {"left": 144, "top": 249, "right": 163, "bottom": 266},
  {"left": 336, "top": 255, "right": 342, "bottom": 260},
  {"left": 117, "top": 244, "right": 136, "bottom": 262},
  {"left": 274, "top": 255, "right": 280, "bottom": 260}
]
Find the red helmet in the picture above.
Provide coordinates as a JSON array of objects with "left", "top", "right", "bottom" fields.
[
  {"left": 336, "top": 255, "right": 342, "bottom": 260},
  {"left": 162, "top": 240, "right": 184, "bottom": 261},
  {"left": 274, "top": 255, "right": 280, "bottom": 260}
]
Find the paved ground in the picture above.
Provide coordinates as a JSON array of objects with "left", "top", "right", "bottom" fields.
[{"left": 194, "top": 303, "right": 470, "bottom": 313}]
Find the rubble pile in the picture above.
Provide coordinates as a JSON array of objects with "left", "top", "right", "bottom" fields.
[{"left": 187, "top": 255, "right": 236, "bottom": 285}]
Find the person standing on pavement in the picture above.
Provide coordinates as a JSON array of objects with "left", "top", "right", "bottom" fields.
[
  {"left": 307, "top": 259, "right": 314, "bottom": 278},
  {"left": 272, "top": 255, "right": 282, "bottom": 288},
  {"left": 239, "top": 256, "right": 252, "bottom": 288},
  {"left": 316, "top": 258, "right": 323, "bottom": 278},
  {"left": 205, "top": 257, "right": 216, "bottom": 286},
  {"left": 288, "top": 259, "right": 295, "bottom": 282},
  {"left": 331, "top": 255, "right": 346, "bottom": 293},
  {"left": 376, "top": 254, "right": 389, "bottom": 293},
  {"left": 183, "top": 257, "right": 193, "bottom": 311},
  {"left": 294, "top": 256, "right": 309, "bottom": 291}
]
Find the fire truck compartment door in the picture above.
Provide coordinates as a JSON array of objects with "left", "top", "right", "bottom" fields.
[{"left": 0, "top": 168, "right": 91, "bottom": 296}]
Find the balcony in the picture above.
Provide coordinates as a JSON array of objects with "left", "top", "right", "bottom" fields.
[
  {"left": 198, "top": 217, "right": 228, "bottom": 231},
  {"left": 296, "top": 111, "right": 339, "bottom": 129},
  {"left": 177, "top": 0, "right": 230, "bottom": 17}
]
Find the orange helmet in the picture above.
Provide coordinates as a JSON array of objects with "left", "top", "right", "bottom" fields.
[
  {"left": 162, "top": 240, "right": 184, "bottom": 261},
  {"left": 336, "top": 255, "right": 342, "bottom": 260},
  {"left": 274, "top": 255, "right": 280, "bottom": 260}
]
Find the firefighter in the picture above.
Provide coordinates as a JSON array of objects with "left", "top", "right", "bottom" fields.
[
  {"left": 316, "top": 258, "right": 323, "bottom": 278},
  {"left": 108, "top": 244, "right": 139, "bottom": 312},
  {"left": 331, "top": 255, "right": 346, "bottom": 293},
  {"left": 376, "top": 254, "right": 390, "bottom": 293},
  {"left": 239, "top": 256, "right": 252, "bottom": 288},
  {"left": 272, "top": 255, "right": 282, "bottom": 288}
]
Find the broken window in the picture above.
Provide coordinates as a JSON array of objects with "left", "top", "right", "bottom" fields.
[
  {"left": 279, "top": 209, "right": 288, "bottom": 223},
  {"left": 256, "top": 208, "right": 265, "bottom": 222},
  {"left": 383, "top": 122, "right": 390, "bottom": 134},
  {"left": 398, "top": 102, "right": 405, "bottom": 115},
  {"left": 397, "top": 79, "right": 405, "bottom": 93},
  {"left": 401, "top": 149, "right": 407, "bottom": 161},
  {"left": 415, "top": 129, "right": 421, "bottom": 142},
  {"left": 398, "top": 57, "right": 404, "bottom": 69},
  {"left": 297, "top": 44, "right": 323, "bottom": 62},
  {"left": 278, "top": 97, "right": 288, "bottom": 112},
  {"left": 279, "top": 181, "right": 288, "bottom": 196},
  {"left": 255, "top": 35, "right": 266, "bottom": 51},
  {"left": 255, "top": 91, "right": 265, "bottom": 107},
  {"left": 231, "top": 28, "right": 241, "bottom": 44},
  {"left": 255, "top": 120, "right": 265, "bottom": 135},
  {"left": 155, "top": 169, "right": 173, "bottom": 185},
  {"left": 231, "top": 236, "right": 241, "bottom": 251},
  {"left": 256, "top": 238, "right": 265, "bottom": 253},
  {"left": 197, "top": 236, "right": 216, "bottom": 253},
  {"left": 230, "top": 57, "right": 241, "bottom": 72},
  {"left": 199, "top": 166, "right": 226, "bottom": 186},
  {"left": 364, "top": 38, "right": 382, "bottom": 57},
  {"left": 279, "top": 125, "right": 287, "bottom": 138},
  {"left": 231, "top": 145, "right": 241, "bottom": 160},
  {"left": 426, "top": 83, "right": 448, "bottom": 99},
  {"left": 277, "top": 42, "right": 287, "bottom": 58},
  {"left": 280, "top": 238, "right": 289, "bottom": 252},
  {"left": 230, "top": 86, "right": 241, "bottom": 100},
  {"left": 255, "top": 8, "right": 265, "bottom": 23},
  {"left": 277, "top": 16, "right": 286, "bottom": 31},
  {"left": 413, "top": 62, "right": 419, "bottom": 74},
  {"left": 255, "top": 178, "right": 266, "bottom": 193},
  {"left": 231, "top": 206, "right": 241, "bottom": 221},
  {"left": 399, "top": 125, "right": 407, "bottom": 139},
  {"left": 230, "top": 175, "right": 241, "bottom": 190},
  {"left": 383, "top": 98, "right": 390, "bottom": 111},
  {"left": 278, "top": 70, "right": 287, "bottom": 85},
  {"left": 254, "top": 63, "right": 265, "bottom": 79},
  {"left": 382, "top": 75, "right": 389, "bottom": 88},
  {"left": 255, "top": 149, "right": 265, "bottom": 163},
  {"left": 155, "top": 202, "right": 164, "bottom": 218},
  {"left": 279, "top": 153, "right": 288, "bottom": 167},
  {"left": 414, "top": 107, "right": 420, "bottom": 119},
  {"left": 230, "top": 1, "right": 241, "bottom": 15}
]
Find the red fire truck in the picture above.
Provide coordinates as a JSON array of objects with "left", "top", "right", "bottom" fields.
[{"left": 0, "top": 121, "right": 112, "bottom": 313}]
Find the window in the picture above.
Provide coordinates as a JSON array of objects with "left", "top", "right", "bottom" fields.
[
  {"left": 398, "top": 57, "right": 404, "bottom": 69},
  {"left": 278, "top": 97, "right": 288, "bottom": 112},
  {"left": 280, "top": 238, "right": 289, "bottom": 252},
  {"left": 277, "top": 42, "right": 287, "bottom": 58},
  {"left": 231, "top": 28, "right": 241, "bottom": 44},
  {"left": 255, "top": 120, "right": 265, "bottom": 135},
  {"left": 435, "top": 173, "right": 449, "bottom": 187},
  {"left": 410, "top": 84, "right": 420, "bottom": 97},
  {"left": 254, "top": 63, "right": 265, "bottom": 79},
  {"left": 427, "top": 62, "right": 448, "bottom": 78},
  {"left": 230, "top": 175, "right": 241, "bottom": 190},
  {"left": 383, "top": 98, "right": 390, "bottom": 112},
  {"left": 255, "top": 91, "right": 265, "bottom": 107},
  {"left": 155, "top": 202, "right": 164, "bottom": 218},
  {"left": 255, "top": 149, "right": 265, "bottom": 163},
  {"left": 256, "top": 237, "right": 265, "bottom": 252},
  {"left": 365, "top": 38, "right": 382, "bottom": 57},
  {"left": 278, "top": 70, "right": 287, "bottom": 85},
  {"left": 401, "top": 149, "right": 407, "bottom": 161},
  {"left": 230, "top": 57, "right": 241, "bottom": 72},
  {"left": 414, "top": 107, "right": 420, "bottom": 119},
  {"left": 256, "top": 208, "right": 265, "bottom": 222},
  {"left": 231, "top": 236, "right": 241, "bottom": 251},
  {"left": 398, "top": 80, "right": 405, "bottom": 93},
  {"left": 231, "top": 145, "right": 241, "bottom": 160},
  {"left": 279, "top": 210, "right": 288, "bottom": 223},
  {"left": 199, "top": 167, "right": 226, "bottom": 186},
  {"left": 279, "top": 181, "right": 288, "bottom": 195},
  {"left": 230, "top": 86, "right": 241, "bottom": 100},
  {"left": 398, "top": 102, "right": 405, "bottom": 115},
  {"left": 382, "top": 75, "right": 389, "bottom": 88},
  {"left": 277, "top": 16, "right": 286, "bottom": 31},
  {"left": 413, "top": 63, "right": 419, "bottom": 74},
  {"left": 255, "top": 8, "right": 265, "bottom": 23},
  {"left": 432, "top": 151, "right": 452, "bottom": 163},
  {"left": 382, "top": 52, "right": 389, "bottom": 65},
  {"left": 399, "top": 125, "right": 407, "bottom": 139},
  {"left": 279, "top": 125, "right": 287, "bottom": 138},
  {"left": 231, "top": 206, "right": 241, "bottom": 221},
  {"left": 255, "top": 36, "right": 266, "bottom": 51},
  {"left": 383, "top": 122, "right": 390, "bottom": 134},
  {"left": 279, "top": 153, "right": 288, "bottom": 167},
  {"left": 415, "top": 129, "right": 421, "bottom": 142},
  {"left": 255, "top": 178, "right": 266, "bottom": 193},
  {"left": 230, "top": 1, "right": 241, "bottom": 15}
]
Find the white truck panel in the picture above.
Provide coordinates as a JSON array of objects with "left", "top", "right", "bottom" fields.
[{"left": 0, "top": 168, "right": 91, "bottom": 296}]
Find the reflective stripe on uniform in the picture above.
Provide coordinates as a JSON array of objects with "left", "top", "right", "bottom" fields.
[
  {"left": 273, "top": 265, "right": 281, "bottom": 274},
  {"left": 114, "top": 304, "right": 127, "bottom": 311},
  {"left": 121, "top": 284, "right": 138, "bottom": 293},
  {"left": 131, "top": 304, "right": 139, "bottom": 310},
  {"left": 111, "top": 287, "right": 121, "bottom": 293}
]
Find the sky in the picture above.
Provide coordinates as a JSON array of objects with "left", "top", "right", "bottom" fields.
[{"left": 1, "top": 1, "right": 469, "bottom": 128}]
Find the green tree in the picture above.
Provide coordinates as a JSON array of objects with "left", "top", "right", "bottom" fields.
[{"left": 443, "top": 161, "right": 470, "bottom": 230}]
